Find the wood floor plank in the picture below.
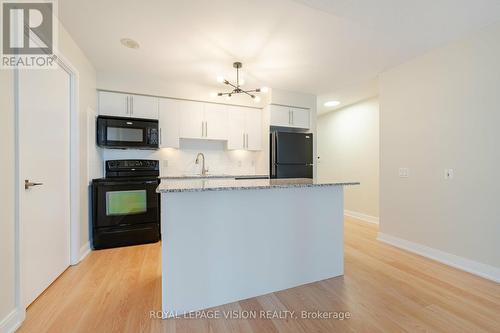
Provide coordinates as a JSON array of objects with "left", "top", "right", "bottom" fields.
[{"left": 17, "top": 217, "right": 500, "bottom": 333}]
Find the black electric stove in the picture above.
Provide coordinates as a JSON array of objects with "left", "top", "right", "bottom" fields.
[{"left": 91, "top": 160, "right": 160, "bottom": 249}]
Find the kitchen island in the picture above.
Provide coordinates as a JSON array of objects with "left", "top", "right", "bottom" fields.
[{"left": 157, "top": 178, "right": 359, "bottom": 317}]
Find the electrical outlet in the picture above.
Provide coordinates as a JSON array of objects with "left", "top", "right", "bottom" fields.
[
  {"left": 444, "top": 168, "right": 454, "bottom": 180},
  {"left": 399, "top": 168, "right": 409, "bottom": 178}
]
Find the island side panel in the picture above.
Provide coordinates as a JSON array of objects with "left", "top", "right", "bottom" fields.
[{"left": 161, "top": 185, "right": 344, "bottom": 316}]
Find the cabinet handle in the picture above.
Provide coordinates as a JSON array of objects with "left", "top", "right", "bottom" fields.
[
  {"left": 201, "top": 122, "right": 204, "bottom": 137},
  {"left": 243, "top": 132, "right": 245, "bottom": 148},
  {"left": 126, "top": 96, "right": 129, "bottom": 115},
  {"left": 246, "top": 133, "right": 249, "bottom": 149},
  {"left": 289, "top": 110, "right": 291, "bottom": 125},
  {"left": 159, "top": 128, "right": 162, "bottom": 145},
  {"left": 131, "top": 96, "right": 134, "bottom": 115},
  {"left": 205, "top": 122, "right": 208, "bottom": 137},
  {"left": 291, "top": 110, "right": 294, "bottom": 125}
]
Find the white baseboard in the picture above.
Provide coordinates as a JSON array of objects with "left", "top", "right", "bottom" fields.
[
  {"left": 377, "top": 232, "right": 500, "bottom": 283},
  {"left": 344, "top": 210, "right": 379, "bottom": 224},
  {"left": 78, "top": 241, "right": 91, "bottom": 263},
  {"left": 0, "top": 308, "right": 24, "bottom": 333}
]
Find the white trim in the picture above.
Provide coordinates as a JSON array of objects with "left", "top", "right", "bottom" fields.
[
  {"left": 344, "top": 210, "right": 379, "bottom": 224},
  {"left": 377, "top": 232, "right": 500, "bottom": 283},
  {"left": 79, "top": 242, "right": 91, "bottom": 263},
  {"left": 0, "top": 308, "right": 24, "bottom": 333}
]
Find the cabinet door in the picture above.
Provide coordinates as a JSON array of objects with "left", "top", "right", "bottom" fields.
[
  {"left": 270, "top": 104, "right": 291, "bottom": 127},
  {"left": 159, "top": 98, "right": 180, "bottom": 148},
  {"left": 98, "top": 91, "right": 129, "bottom": 117},
  {"left": 291, "top": 108, "right": 310, "bottom": 129},
  {"left": 130, "top": 95, "right": 158, "bottom": 119},
  {"left": 179, "top": 100, "right": 204, "bottom": 139},
  {"left": 226, "top": 106, "right": 246, "bottom": 150},
  {"left": 204, "top": 103, "right": 228, "bottom": 140},
  {"left": 245, "top": 108, "right": 262, "bottom": 151}
]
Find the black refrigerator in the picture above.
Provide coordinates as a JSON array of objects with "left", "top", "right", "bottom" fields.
[{"left": 270, "top": 131, "right": 313, "bottom": 178}]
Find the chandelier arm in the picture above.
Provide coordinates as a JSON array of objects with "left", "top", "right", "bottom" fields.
[
  {"left": 224, "top": 80, "right": 238, "bottom": 89},
  {"left": 241, "top": 90, "right": 255, "bottom": 98}
]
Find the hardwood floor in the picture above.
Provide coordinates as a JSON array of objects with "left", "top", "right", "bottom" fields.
[{"left": 18, "top": 217, "right": 500, "bottom": 333}]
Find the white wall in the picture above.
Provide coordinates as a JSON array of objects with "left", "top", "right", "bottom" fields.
[
  {"left": 379, "top": 23, "right": 500, "bottom": 274},
  {"left": 0, "top": 69, "right": 18, "bottom": 332},
  {"left": 58, "top": 24, "right": 98, "bottom": 251},
  {"left": 317, "top": 98, "right": 379, "bottom": 219}
]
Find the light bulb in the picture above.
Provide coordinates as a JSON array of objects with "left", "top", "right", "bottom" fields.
[
  {"left": 261, "top": 87, "right": 269, "bottom": 93},
  {"left": 254, "top": 96, "right": 261, "bottom": 103},
  {"left": 216, "top": 76, "right": 224, "bottom": 83}
]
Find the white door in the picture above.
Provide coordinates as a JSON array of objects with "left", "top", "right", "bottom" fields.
[
  {"left": 98, "top": 91, "right": 129, "bottom": 117},
  {"left": 159, "top": 98, "right": 180, "bottom": 148},
  {"left": 179, "top": 100, "right": 204, "bottom": 139},
  {"left": 245, "top": 108, "right": 262, "bottom": 151},
  {"left": 291, "top": 108, "right": 310, "bottom": 129},
  {"left": 227, "top": 105, "right": 246, "bottom": 150},
  {"left": 270, "top": 105, "right": 291, "bottom": 127},
  {"left": 130, "top": 95, "right": 158, "bottom": 119},
  {"left": 204, "top": 103, "right": 228, "bottom": 140},
  {"left": 18, "top": 65, "right": 71, "bottom": 308}
]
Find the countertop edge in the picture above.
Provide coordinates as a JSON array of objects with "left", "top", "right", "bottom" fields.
[{"left": 157, "top": 182, "right": 360, "bottom": 193}]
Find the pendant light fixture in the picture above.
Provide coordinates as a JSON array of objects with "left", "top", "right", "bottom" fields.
[{"left": 216, "top": 62, "right": 268, "bottom": 102}]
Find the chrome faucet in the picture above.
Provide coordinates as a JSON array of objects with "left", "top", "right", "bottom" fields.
[{"left": 195, "top": 153, "right": 209, "bottom": 176}]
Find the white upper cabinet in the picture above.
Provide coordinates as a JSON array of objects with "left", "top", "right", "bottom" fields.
[
  {"left": 180, "top": 102, "right": 228, "bottom": 140},
  {"left": 227, "top": 106, "right": 262, "bottom": 151},
  {"left": 204, "top": 103, "right": 228, "bottom": 140},
  {"left": 179, "top": 100, "right": 205, "bottom": 139},
  {"left": 98, "top": 91, "right": 158, "bottom": 120},
  {"left": 130, "top": 94, "right": 159, "bottom": 119},
  {"left": 159, "top": 98, "right": 180, "bottom": 148},
  {"left": 245, "top": 108, "right": 262, "bottom": 151},
  {"left": 98, "top": 91, "right": 129, "bottom": 117},
  {"left": 290, "top": 107, "right": 310, "bottom": 129},
  {"left": 270, "top": 105, "right": 291, "bottom": 127},
  {"left": 227, "top": 106, "right": 247, "bottom": 150},
  {"left": 269, "top": 104, "right": 310, "bottom": 129}
]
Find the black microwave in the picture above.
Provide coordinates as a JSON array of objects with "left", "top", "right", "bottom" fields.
[{"left": 96, "top": 116, "right": 159, "bottom": 149}]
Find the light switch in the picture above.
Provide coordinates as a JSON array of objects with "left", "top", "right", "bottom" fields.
[{"left": 399, "top": 168, "right": 409, "bottom": 178}]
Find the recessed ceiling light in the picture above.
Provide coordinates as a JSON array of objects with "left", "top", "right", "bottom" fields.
[
  {"left": 120, "top": 38, "right": 140, "bottom": 49},
  {"left": 324, "top": 100, "right": 340, "bottom": 107}
]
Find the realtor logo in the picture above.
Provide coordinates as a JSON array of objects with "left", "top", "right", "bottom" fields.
[{"left": 1, "top": 0, "right": 58, "bottom": 68}]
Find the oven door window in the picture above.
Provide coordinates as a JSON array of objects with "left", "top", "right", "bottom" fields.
[
  {"left": 94, "top": 180, "right": 159, "bottom": 228},
  {"left": 106, "top": 190, "right": 147, "bottom": 216},
  {"left": 107, "top": 127, "right": 144, "bottom": 142}
]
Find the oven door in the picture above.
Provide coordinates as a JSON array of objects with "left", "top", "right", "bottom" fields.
[
  {"left": 93, "top": 179, "right": 159, "bottom": 228},
  {"left": 96, "top": 116, "right": 158, "bottom": 149}
]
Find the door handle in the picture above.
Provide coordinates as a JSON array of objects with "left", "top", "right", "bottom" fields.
[{"left": 25, "top": 179, "right": 43, "bottom": 190}]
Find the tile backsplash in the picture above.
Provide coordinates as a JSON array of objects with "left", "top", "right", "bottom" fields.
[{"left": 101, "top": 139, "right": 262, "bottom": 176}]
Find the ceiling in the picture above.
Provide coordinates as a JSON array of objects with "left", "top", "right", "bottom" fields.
[{"left": 59, "top": 0, "right": 500, "bottom": 98}]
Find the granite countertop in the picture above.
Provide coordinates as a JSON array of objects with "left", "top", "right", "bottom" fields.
[{"left": 157, "top": 178, "right": 360, "bottom": 193}]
